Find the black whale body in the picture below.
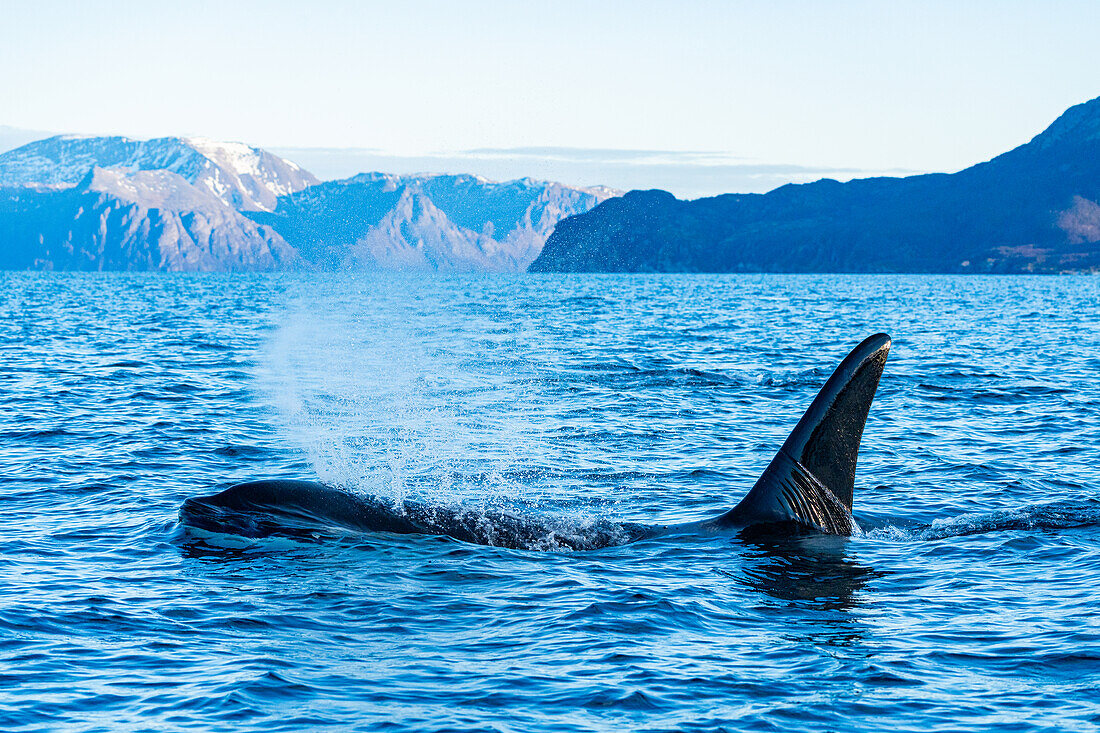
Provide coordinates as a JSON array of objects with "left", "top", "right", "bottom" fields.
[{"left": 179, "top": 334, "right": 891, "bottom": 550}]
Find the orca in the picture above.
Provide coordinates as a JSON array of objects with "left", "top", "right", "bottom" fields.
[{"left": 179, "top": 333, "right": 891, "bottom": 550}]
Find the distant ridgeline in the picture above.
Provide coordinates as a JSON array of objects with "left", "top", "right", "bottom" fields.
[
  {"left": 0, "top": 136, "right": 617, "bottom": 272},
  {"left": 8, "top": 96, "right": 1100, "bottom": 274},
  {"left": 531, "top": 96, "right": 1100, "bottom": 274}
]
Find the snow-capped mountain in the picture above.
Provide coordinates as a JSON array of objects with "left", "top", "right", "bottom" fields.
[
  {"left": 0, "top": 166, "right": 296, "bottom": 271},
  {"left": 0, "top": 135, "right": 317, "bottom": 211},
  {"left": 0, "top": 132, "right": 619, "bottom": 272},
  {"left": 250, "top": 172, "right": 619, "bottom": 272}
]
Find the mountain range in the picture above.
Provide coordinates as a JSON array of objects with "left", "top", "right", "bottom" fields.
[
  {"left": 0, "top": 166, "right": 297, "bottom": 272},
  {"left": 0, "top": 135, "right": 616, "bottom": 272},
  {"left": 531, "top": 96, "right": 1100, "bottom": 274},
  {"left": 0, "top": 135, "right": 318, "bottom": 212},
  {"left": 248, "top": 172, "right": 616, "bottom": 272},
  {"left": 7, "top": 96, "right": 1100, "bottom": 275}
]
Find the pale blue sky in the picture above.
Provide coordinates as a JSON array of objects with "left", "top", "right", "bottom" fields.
[{"left": 3, "top": 1, "right": 1099, "bottom": 191}]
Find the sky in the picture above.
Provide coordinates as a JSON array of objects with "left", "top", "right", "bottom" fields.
[{"left": 2, "top": 1, "right": 1099, "bottom": 196}]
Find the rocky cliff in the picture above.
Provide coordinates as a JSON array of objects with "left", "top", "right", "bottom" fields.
[
  {"left": 249, "top": 173, "right": 618, "bottom": 272},
  {"left": 0, "top": 167, "right": 296, "bottom": 271}
]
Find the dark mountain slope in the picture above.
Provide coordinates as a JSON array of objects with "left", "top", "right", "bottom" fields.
[{"left": 531, "top": 97, "right": 1100, "bottom": 274}]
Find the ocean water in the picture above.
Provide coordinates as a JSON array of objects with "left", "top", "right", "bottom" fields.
[{"left": 2, "top": 271, "right": 1100, "bottom": 732}]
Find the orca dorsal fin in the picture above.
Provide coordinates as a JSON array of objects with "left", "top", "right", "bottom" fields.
[{"left": 719, "top": 333, "right": 891, "bottom": 535}]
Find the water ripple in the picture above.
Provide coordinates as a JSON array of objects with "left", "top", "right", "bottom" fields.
[{"left": 1, "top": 272, "right": 1099, "bottom": 731}]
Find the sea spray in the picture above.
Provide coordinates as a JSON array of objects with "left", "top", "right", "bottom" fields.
[{"left": 258, "top": 282, "right": 556, "bottom": 512}]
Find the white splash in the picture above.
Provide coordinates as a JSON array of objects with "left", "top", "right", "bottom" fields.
[{"left": 259, "top": 291, "right": 549, "bottom": 509}]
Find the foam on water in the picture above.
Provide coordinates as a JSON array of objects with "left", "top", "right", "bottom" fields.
[{"left": 856, "top": 499, "right": 1100, "bottom": 544}]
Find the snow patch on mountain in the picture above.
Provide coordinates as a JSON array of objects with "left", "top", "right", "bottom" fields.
[
  {"left": 0, "top": 132, "right": 621, "bottom": 272},
  {"left": 0, "top": 135, "right": 317, "bottom": 211}
]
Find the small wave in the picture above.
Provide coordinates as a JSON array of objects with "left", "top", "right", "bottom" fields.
[
  {"left": 582, "top": 366, "right": 742, "bottom": 388},
  {"left": 576, "top": 688, "right": 663, "bottom": 711},
  {"left": 102, "top": 360, "right": 148, "bottom": 368},
  {"left": 668, "top": 367, "right": 741, "bottom": 385},
  {"left": 916, "top": 383, "right": 1071, "bottom": 403},
  {"left": 123, "top": 390, "right": 189, "bottom": 402},
  {"left": 163, "top": 339, "right": 234, "bottom": 351},
  {"left": 164, "top": 382, "right": 204, "bottom": 394},
  {"left": 572, "top": 360, "right": 640, "bottom": 373},
  {"left": 935, "top": 370, "right": 1004, "bottom": 379},
  {"left": 919, "top": 500, "right": 1100, "bottom": 540},
  {"left": 754, "top": 368, "right": 828, "bottom": 388},
  {"left": 559, "top": 294, "right": 610, "bottom": 307},
  {"left": 865, "top": 499, "right": 1100, "bottom": 541},
  {"left": 2, "top": 428, "right": 71, "bottom": 440},
  {"left": 212, "top": 444, "right": 271, "bottom": 459}
]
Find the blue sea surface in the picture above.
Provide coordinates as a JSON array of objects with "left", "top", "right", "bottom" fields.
[{"left": 2, "top": 272, "right": 1100, "bottom": 732}]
